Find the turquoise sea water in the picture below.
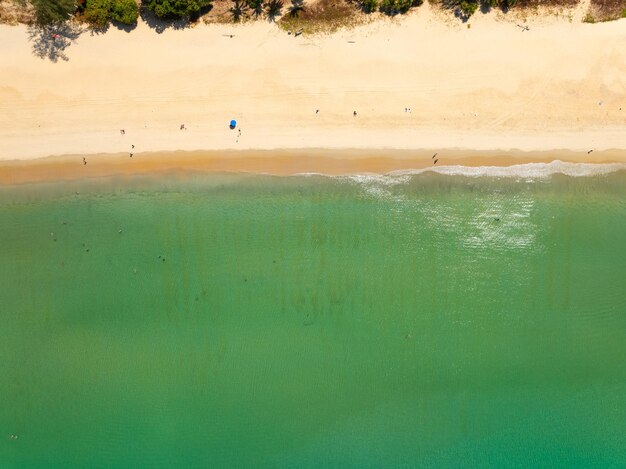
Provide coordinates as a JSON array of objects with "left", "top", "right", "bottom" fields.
[{"left": 1, "top": 167, "right": 626, "bottom": 467}]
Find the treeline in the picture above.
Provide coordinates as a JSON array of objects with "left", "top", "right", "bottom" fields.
[
  {"left": 27, "top": 0, "right": 626, "bottom": 31},
  {"left": 31, "top": 0, "right": 293, "bottom": 28},
  {"left": 30, "top": 0, "right": 209, "bottom": 28},
  {"left": 31, "top": 0, "right": 426, "bottom": 29}
]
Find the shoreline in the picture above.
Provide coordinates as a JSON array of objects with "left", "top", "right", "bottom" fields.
[{"left": 1, "top": 148, "right": 624, "bottom": 185}]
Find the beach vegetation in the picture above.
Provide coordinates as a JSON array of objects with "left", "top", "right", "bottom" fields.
[
  {"left": 229, "top": 0, "right": 248, "bottom": 20},
  {"left": 111, "top": 0, "right": 138, "bottom": 23},
  {"left": 582, "top": 0, "right": 626, "bottom": 22},
  {"left": 288, "top": 0, "right": 304, "bottom": 16},
  {"left": 246, "top": 0, "right": 264, "bottom": 15},
  {"left": 84, "top": 0, "right": 111, "bottom": 26},
  {"left": 479, "top": 0, "right": 516, "bottom": 9},
  {"left": 84, "top": 0, "right": 137, "bottom": 28},
  {"left": 379, "top": 0, "right": 421, "bottom": 15},
  {"left": 279, "top": 0, "right": 360, "bottom": 33},
  {"left": 143, "top": 0, "right": 211, "bottom": 19},
  {"left": 264, "top": 0, "right": 282, "bottom": 20},
  {"left": 31, "top": 0, "right": 77, "bottom": 25},
  {"left": 358, "top": 0, "right": 378, "bottom": 12},
  {"left": 458, "top": 0, "right": 477, "bottom": 16}
]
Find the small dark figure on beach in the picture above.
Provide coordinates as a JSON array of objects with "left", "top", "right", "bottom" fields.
[
  {"left": 316, "top": 109, "right": 319, "bottom": 114},
  {"left": 82, "top": 157, "right": 87, "bottom": 165},
  {"left": 353, "top": 111, "right": 357, "bottom": 117},
  {"left": 180, "top": 124, "right": 186, "bottom": 130},
  {"left": 587, "top": 150, "right": 594, "bottom": 154},
  {"left": 432, "top": 152, "right": 438, "bottom": 159},
  {"left": 434, "top": 159, "right": 438, "bottom": 164},
  {"left": 131, "top": 144, "right": 134, "bottom": 149},
  {"left": 120, "top": 129, "right": 125, "bottom": 135},
  {"left": 130, "top": 153, "right": 133, "bottom": 158}
]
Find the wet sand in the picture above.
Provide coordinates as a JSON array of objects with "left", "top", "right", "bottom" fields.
[{"left": 1, "top": 148, "right": 624, "bottom": 185}]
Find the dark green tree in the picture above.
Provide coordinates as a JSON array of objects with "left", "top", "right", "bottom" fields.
[
  {"left": 288, "top": 0, "right": 304, "bottom": 16},
  {"left": 84, "top": 0, "right": 137, "bottom": 28},
  {"left": 379, "top": 0, "right": 420, "bottom": 15},
  {"left": 246, "top": 0, "right": 263, "bottom": 16},
  {"left": 229, "top": 0, "right": 248, "bottom": 21},
  {"left": 32, "top": 0, "right": 77, "bottom": 25},
  {"left": 112, "top": 0, "right": 139, "bottom": 23},
  {"left": 144, "top": 0, "right": 211, "bottom": 19},
  {"left": 359, "top": 0, "right": 377, "bottom": 13},
  {"left": 459, "top": 0, "right": 477, "bottom": 16},
  {"left": 264, "top": 0, "right": 283, "bottom": 21},
  {"left": 84, "top": 0, "right": 112, "bottom": 27}
]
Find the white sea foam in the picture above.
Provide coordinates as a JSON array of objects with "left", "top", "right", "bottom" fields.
[
  {"left": 295, "top": 161, "right": 625, "bottom": 181},
  {"left": 388, "top": 161, "right": 626, "bottom": 178}
]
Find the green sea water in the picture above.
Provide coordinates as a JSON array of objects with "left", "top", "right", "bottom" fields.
[{"left": 1, "top": 168, "right": 626, "bottom": 467}]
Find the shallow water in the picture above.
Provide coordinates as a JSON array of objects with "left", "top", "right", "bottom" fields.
[{"left": 1, "top": 169, "right": 625, "bottom": 467}]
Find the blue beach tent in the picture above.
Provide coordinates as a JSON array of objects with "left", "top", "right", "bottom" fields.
[{"left": 230, "top": 120, "right": 237, "bottom": 129}]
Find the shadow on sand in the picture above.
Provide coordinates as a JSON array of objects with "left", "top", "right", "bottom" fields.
[{"left": 27, "top": 22, "right": 85, "bottom": 62}]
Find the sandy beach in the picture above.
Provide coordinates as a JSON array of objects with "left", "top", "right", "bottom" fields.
[{"left": 0, "top": 5, "right": 625, "bottom": 172}]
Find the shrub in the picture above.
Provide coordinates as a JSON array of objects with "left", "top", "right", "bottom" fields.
[
  {"left": 84, "top": 0, "right": 137, "bottom": 27},
  {"left": 379, "top": 0, "right": 421, "bottom": 14},
  {"left": 84, "top": 0, "right": 111, "bottom": 27},
  {"left": 359, "top": 0, "right": 379, "bottom": 13},
  {"left": 144, "top": 0, "right": 212, "bottom": 19},
  {"left": 459, "top": 0, "right": 477, "bottom": 15},
  {"left": 247, "top": 0, "right": 263, "bottom": 15},
  {"left": 111, "top": 0, "right": 138, "bottom": 23},
  {"left": 360, "top": 0, "right": 377, "bottom": 11}
]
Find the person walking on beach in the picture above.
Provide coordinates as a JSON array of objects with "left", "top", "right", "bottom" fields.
[{"left": 353, "top": 111, "right": 357, "bottom": 117}]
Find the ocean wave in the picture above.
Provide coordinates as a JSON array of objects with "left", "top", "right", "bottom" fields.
[
  {"left": 297, "top": 161, "right": 626, "bottom": 179},
  {"left": 391, "top": 160, "right": 626, "bottom": 178}
]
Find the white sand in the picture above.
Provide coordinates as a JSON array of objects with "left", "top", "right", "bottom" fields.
[{"left": 0, "top": 6, "right": 625, "bottom": 161}]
